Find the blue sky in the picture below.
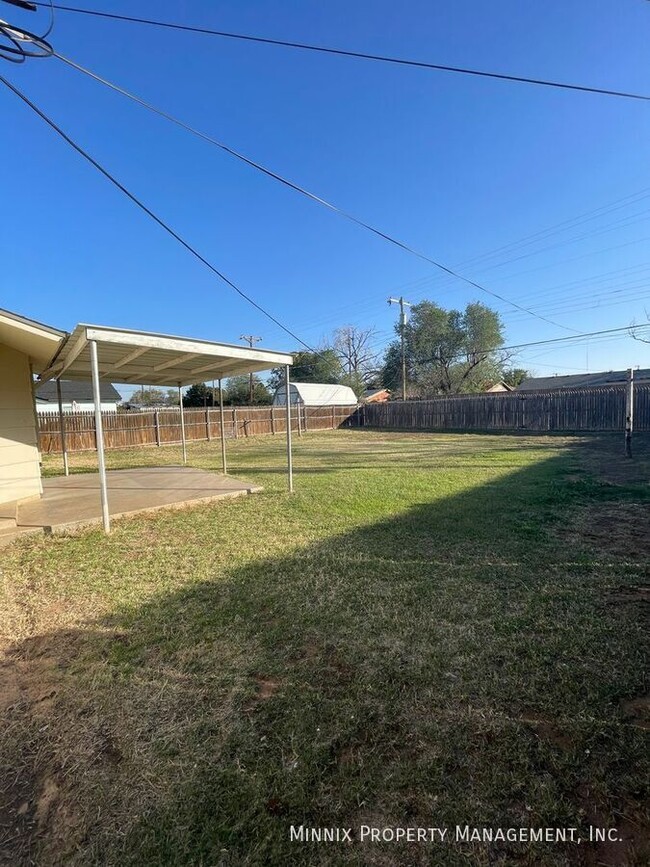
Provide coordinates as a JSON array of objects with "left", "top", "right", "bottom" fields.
[{"left": 1, "top": 0, "right": 649, "bottom": 398}]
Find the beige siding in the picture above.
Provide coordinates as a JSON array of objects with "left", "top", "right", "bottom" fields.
[{"left": 0, "top": 345, "right": 42, "bottom": 505}]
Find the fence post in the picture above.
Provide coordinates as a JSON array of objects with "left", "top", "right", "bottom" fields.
[
  {"left": 233, "top": 408, "right": 238, "bottom": 438},
  {"left": 154, "top": 409, "right": 161, "bottom": 446},
  {"left": 244, "top": 418, "right": 249, "bottom": 437},
  {"left": 625, "top": 368, "right": 634, "bottom": 458},
  {"left": 271, "top": 406, "right": 275, "bottom": 434},
  {"left": 297, "top": 403, "right": 303, "bottom": 437},
  {"left": 206, "top": 408, "right": 211, "bottom": 441}
]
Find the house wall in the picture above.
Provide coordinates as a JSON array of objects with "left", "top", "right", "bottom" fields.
[{"left": 0, "top": 344, "right": 42, "bottom": 505}]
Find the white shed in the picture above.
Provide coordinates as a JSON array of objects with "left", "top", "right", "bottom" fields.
[{"left": 273, "top": 382, "right": 358, "bottom": 407}]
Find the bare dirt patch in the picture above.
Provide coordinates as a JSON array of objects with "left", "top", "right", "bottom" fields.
[
  {"left": 574, "top": 783, "right": 650, "bottom": 867},
  {"left": 610, "top": 586, "right": 650, "bottom": 604},
  {"left": 519, "top": 710, "right": 572, "bottom": 751},
  {"left": 619, "top": 695, "right": 650, "bottom": 731},
  {"left": 255, "top": 676, "right": 282, "bottom": 701}
]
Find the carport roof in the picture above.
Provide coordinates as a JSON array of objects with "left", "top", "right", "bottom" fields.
[{"left": 40, "top": 323, "right": 293, "bottom": 386}]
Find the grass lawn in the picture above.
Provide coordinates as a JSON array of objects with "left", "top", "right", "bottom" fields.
[{"left": 1, "top": 430, "right": 648, "bottom": 865}]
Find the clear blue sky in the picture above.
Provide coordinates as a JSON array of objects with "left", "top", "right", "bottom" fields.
[{"left": 2, "top": 0, "right": 649, "bottom": 398}]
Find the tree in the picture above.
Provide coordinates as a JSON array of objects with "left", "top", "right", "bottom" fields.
[
  {"left": 183, "top": 383, "right": 216, "bottom": 407},
  {"left": 381, "top": 300, "right": 506, "bottom": 396},
  {"left": 630, "top": 312, "right": 650, "bottom": 345},
  {"left": 502, "top": 367, "right": 530, "bottom": 387},
  {"left": 380, "top": 342, "right": 403, "bottom": 393},
  {"left": 268, "top": 348, "right": 342, "bottom": 392},
  {"left": 333, "top": 326, "right": 379, "bottom": 395},
  {"left": 223, "top": 375, "right": 272, "bottom": 405},
  {"left": 132, "top": 387, "right": 177, "bottom": 407}
]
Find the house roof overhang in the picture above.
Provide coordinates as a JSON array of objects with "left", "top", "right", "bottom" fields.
[
  {"left": 0, "top": 307, "right": 67, "bottom": 371},
  {"left": 39, "top": 323, "right": 293, "bottom": 386}
]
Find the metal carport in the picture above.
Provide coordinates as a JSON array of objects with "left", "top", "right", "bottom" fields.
[{"left": 39, "top": 323, "right": 294, "bottom": 533}]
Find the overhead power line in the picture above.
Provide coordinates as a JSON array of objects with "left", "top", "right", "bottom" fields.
[
  {"left": 0, "top": 74, "right": 315, "bottom": 351},
  {"left": 408, "top": 187, "right": 650, "bottom": 294},
  {"left": 0, "top": 0, "right": 53, "bottom": 62},
  {"left": 54, "top": 52, "right": 580, "bottom": 335},
  {"left": 499, "top": 323, "right": 649, "bottom": 354},
  {"left": 282, "top": 322, "right": 650, "bottom": 377},
  {"left": 409, "top": 323, "right": 650, "bottom": 371},
  {"left": 33, "top": 2, "right": 650, "bottom": 101}
]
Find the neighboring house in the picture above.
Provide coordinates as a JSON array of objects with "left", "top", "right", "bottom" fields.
[
  {"left": 273, "top": 382, "right": 358, "bottom": 407},
  {"left": 484, "top": 381, "right": 514, "bottom": 393},
  {"left": 35, "top": 380, "right": 122, "bottom": 414},
  {"left": 0, "top": 308, "right": 67, "bottom": 505},
  {"left": 518, "top": 368, "right": 650, "bottom": 392},
  {"left": 362, "top": 387, "right": 390, "bottom": 403}
]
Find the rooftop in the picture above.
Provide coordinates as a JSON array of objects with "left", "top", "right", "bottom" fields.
[
  {"left": 518, "top": 368, "right": 650, "bottom": 391},
  {"left": 35, "top": 379, "right": 122, "bottom": 403}
]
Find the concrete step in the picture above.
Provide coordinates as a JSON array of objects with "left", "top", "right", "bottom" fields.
[
  {"left": 0, "top": 525, "right": 45, "bottom": 547},
  {"left": 0, "top": 516, "right": 17, "bottom": 530}
]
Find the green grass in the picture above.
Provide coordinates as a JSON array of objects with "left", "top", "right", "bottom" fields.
[{"left": 1, "top": 430, "right": 648, "bottom": 866}]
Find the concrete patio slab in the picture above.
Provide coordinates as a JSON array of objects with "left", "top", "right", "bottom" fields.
[{"left": 9, "top": 467, "right": 262, "bottom": 535}]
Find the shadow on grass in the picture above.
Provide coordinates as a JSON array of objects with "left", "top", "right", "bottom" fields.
[{"left": 2, "top": 435, "right": 648, "bottom": 866}]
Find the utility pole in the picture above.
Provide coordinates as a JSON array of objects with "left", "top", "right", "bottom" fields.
[
  {"left": 388, "top": 297, "right": 412, "bottom": 400},
  {"left": 240, "top": 335, "right": 262, "bottom": 403}
]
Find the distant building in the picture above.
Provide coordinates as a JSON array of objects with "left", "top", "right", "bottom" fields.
[
  {"left": 484, "top": 381, "right": 514, "bottom": 393},
  {"left": 273, "top": 382, "right": 358, "bottom": 407},
  {"left": 362, "top": 387, "right": 390, "bottom": 403},
  {"left": 518, "top": 368, "right": 650, "bottom": 392},
  {"left": 35, "top": 379, "right": 122, "bottom": 414}
]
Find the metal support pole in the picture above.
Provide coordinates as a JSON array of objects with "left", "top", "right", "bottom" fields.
[
  {"left": 178, "top": 384, "right": 187, "bottom": 465},
  {"left": 625, "top": 368, "right": 634, "bottom": 458},
  {"left": 89, "top": 340, "right": 110, "bottom": 533},
  {"left": 285, "top": 365, "right": 294, "bottom": 492},
  {"left": 56, "top": 378, "right": 69, "bottom": 476},
  {"left": 218, "top": 378, "right": 227, "bottom": 474}
]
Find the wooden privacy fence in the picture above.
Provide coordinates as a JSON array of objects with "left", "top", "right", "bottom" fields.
[
  {"left": 37, "top": 404, "right": 359, "bottom": 454},
  {"left": 361, "top": 385, "right": 650, "bottom": 433}
]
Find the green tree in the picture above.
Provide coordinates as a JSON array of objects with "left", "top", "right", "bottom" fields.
[
  {"left": 223, "top": 376, "right": 272, "bottom": 406},
  {"left": 132, "top": 387, "right": 177, "bottom": 407},
  {"left": 268, "top": 349, "right": 342, "bottom": 392},
  {"left": 380, "top": 342, "right": 403, "bottom": 393},
  {"left": 502, "top": 367, "right": 530, "bottom": 387},
  {"left": 381, "top": 300, "right": 506, "bottom": 396},
  {"left": 182, "top": 383, "right": 216, "bottom": 407}
]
